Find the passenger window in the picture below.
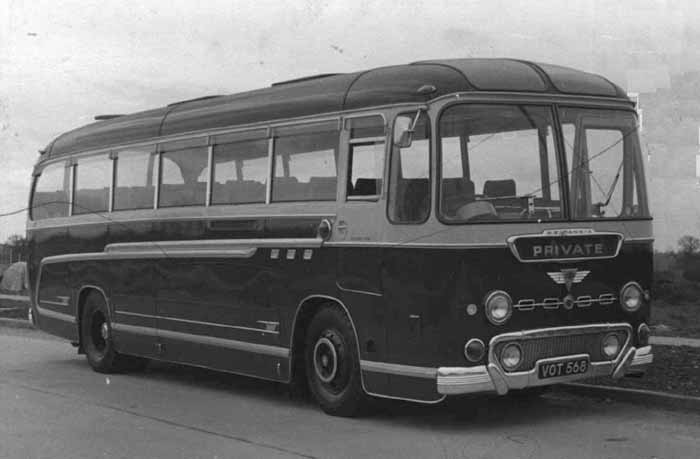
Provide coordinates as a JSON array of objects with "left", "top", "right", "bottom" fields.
[
  {"left": 272, "top": 126, "right": 339, "bottom": 202},
  {"left": 114, "top": 147, "right": 156, "bottom": 210},
  {"left": 73, "top": 155, "right": 112, "bottom": 215},
  {"left": 348, "top": 143, "right": 384, "bottom": 198},
  {"left": 159, "top": 141, "right": 209, "bottom": 207},
  {"left": 32, "top": 161, "right": 70, "bottom": 219},
  {"left": 212, "top": 138, "right": 268, "bottom": 205},
  {"left": 347, "top": 116, "right": 385, "bottom": 199},
  {"left": 388, "top": 112, "right": 430, "bottom": 223}
]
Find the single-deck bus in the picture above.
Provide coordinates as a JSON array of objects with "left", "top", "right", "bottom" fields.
[{"left": 28, "top": 59, "right": 653, "bottom": 416}]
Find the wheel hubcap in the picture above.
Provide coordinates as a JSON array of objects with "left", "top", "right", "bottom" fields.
[
  {"left": 90, "top": 311, "right": 108, "bottom": 354},
  {"left": 100, "top": 322, "right": 109, "bottom": 340},
  {"left": 313, "top": 337, "right": 338, "bottom": 383}
]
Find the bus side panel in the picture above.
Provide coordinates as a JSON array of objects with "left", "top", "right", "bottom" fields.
[
  {"left": 155, "top": 252, "right": 287, "bottom": 381},
  {"left": 30, "top": 226, "right": 76, "bottom": 342},
  {"left": 106, "top": 259, "right": 158, "bottom": 358},
  {"left": 35, "top": 261, "right": 78, "bottom": 341}
]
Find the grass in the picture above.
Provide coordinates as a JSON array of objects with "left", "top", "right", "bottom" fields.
[
  {"left": 585, "top": 345, "right": 700, "bottom": 397},
  {"left": 651, "top": 300, "right": 700, "bottom": 338}
]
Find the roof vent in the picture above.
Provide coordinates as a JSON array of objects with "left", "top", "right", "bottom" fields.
[
  {"left": 416, "top": 84, "right": 437, "bottom": 97},
  {"left": 94, "top": 114, "right": 124, "bottom": 121}
]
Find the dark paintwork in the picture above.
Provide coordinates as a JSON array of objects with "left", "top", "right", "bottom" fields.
[
  {"left": 29, "top": 215, "right": 652, "bottom": 401},
  {"left": 41, "top": 59, "right": 627, "bottom": 160}
]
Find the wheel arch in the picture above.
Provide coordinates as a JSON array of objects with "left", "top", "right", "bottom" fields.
[
  {"left": 289, "top": 294, "right": 364, "bottom": 390},
  {"left": 75, "top": 284, "right": 111, "bottom": 352}
]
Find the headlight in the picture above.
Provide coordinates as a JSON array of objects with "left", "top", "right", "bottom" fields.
[
  {"left": 501, "top": 343, "right": 522, "bottom": 371},
  {"left": 620, "top": 282, "right": 643, "bottom": 312},
  {"left": 602, "top": 333, "right": 621, "bottom": 359},
  {"left": 464, "top": 338, "right": 486, "bottom": 363},
  {"left": 484, "top": 290, "right": 513, "bottom": 325}
]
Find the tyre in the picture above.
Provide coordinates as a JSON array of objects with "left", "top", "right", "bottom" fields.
[
  {"left": 304, "top": 305, "right": 366, "bottom": 417},
  {"left": 80, "top": 291, "right": 146, "bottom": 373}
]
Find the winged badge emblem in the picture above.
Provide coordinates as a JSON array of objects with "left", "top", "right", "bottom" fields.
[{"left": 547, "top": 269, "right": 590, "bottom": 292}]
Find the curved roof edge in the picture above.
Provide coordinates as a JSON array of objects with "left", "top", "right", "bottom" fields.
[{"left": 43, "top": 58, "right": 629, "bottom": 160}]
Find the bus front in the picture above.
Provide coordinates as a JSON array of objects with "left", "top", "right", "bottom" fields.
[{"left": 429, "top": 100, "right": 652, "bottom": 395}]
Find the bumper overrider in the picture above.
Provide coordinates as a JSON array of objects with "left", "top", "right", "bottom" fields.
[{"left": 437, "top": 323, "right": 653, "bottom": 396}]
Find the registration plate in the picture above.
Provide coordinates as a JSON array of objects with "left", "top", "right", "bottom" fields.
[{"left": 538, "top": 357, "right": 589, "bottom": 379}]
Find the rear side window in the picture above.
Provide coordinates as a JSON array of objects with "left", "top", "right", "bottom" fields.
[
  {"left": 32, "top": 161, "right": 70, "bottom": 219},
  {"left": 73, "top": 155, "right": 112, "bottom": 215},
  {"left": 158, "top": 139, "right": 209, "bottom": 207},
  {"left": 272, "top": 124, "right": 339, "bottom": 202},
  {"left": 388, "top": 112, "right": 431, "bottom": 223},
  {"left": 114, "top": 147, "right": 156, "bottom": 210},
  {"left": 212, "top": 138, "right": 269, "bottom": 205}
]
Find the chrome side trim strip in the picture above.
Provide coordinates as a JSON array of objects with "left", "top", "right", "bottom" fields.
[
  {"left": 115, "top": 311, "right": 154, "bottom": 320},
  {"left": 39, "top": 238, "right": 324, "bottom": 265},
  {"left": 116, "top": 311, "right": 278, "bottom": 334},
  {"left": 105, "top": 238, "right": 322, "bottom": 252},
  {"left": 157, "top": 315, "right": 279, "bottom": 335},
  {"left": 360, "top": 360, "right": 437, "bottom": 379},
  {"left": 35, "top": 305, "right": 75, "bottom": 323},
  {"left": 40, "top": 299, "right": 70, "bottom": 307},
  {"left": 112, "top": 322, "right": 158, "bottom": 336},
  {"left": 325, "top": 241, "right": 508, "bottom": 248},
  {"left": 157, "top": 328, "right": 289, "bottom": 358},
  {"left": 112, "top": 322, "right": 289, "bottom": 357},
  {"left": 335, "top": 282, "right": 383, "bottom": 297},
  {"left": 28, "top": 211, "right": 334, "bottom": 231}
]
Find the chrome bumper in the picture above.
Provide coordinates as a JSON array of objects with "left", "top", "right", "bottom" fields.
[{"left": 437, "top": 331, "right": 653, "bottom": 396}]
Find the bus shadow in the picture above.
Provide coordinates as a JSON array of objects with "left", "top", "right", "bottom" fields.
[
  {"left": 58, "top": 357, "right": 611, "bottom": 428},
  {"left": 366, "top": 390, "right": 610, "bottom": 431}
]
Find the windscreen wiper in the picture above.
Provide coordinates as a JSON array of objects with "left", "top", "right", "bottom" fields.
[{"left": 595, "top": 159, "right": 624, "bottom": 211}]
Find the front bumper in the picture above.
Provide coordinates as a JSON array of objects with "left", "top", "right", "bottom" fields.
[{"left": 437, "top": 324, "right": 653, "bottom": 396}]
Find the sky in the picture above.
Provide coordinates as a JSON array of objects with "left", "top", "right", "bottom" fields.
[{"left": 1, "top": 0, "right": 699, "bottom": 247}]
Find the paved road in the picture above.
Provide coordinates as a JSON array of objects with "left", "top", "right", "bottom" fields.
[{"left": 1, "top": 327, "right": 700, "bottom": 459}]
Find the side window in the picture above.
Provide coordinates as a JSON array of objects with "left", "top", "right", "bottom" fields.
[
  {"left": 32, "top": 161, "right": 70, "bottom": 219},
  {"left": 388, "top": 112, "right": 431, "bottom": 223},
  {"left": 212, "top": 138, "right": 268, "bottom": 205},
  {"left": 272, "top": 124, "right": 339, "bottom": 202},
  {"left": 346, "top": 116, "right": 385, "bottom": 199},
  {"left": 114, "top": 147, "right": 156, "bottom": 210},
  {"left": 158, "top": 140, "right": 208, "bottom": 207},
  {"left": 73, "top": 155, "right": 112, "bottom": 215}
]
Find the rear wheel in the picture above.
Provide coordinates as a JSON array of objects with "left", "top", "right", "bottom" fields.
[
  {"left": 304, "top": 305, "right": 366, "bottom": 417},
  {"left": 80, "top": 291, "right": 146, "bottom": 373}
]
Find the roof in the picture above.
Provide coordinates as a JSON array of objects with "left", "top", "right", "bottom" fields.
[{"left": 42, "top": 58, "right": 627, "bottom": 160}]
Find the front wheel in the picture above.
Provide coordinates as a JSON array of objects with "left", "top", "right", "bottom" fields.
[
  {"left": 80, "top": 291, "right": 146, "bottom": 373},
  {"left": 305, "top": 305, "right": 366, "bottom": 417}
]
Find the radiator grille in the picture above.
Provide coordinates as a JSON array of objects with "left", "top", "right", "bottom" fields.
[{"left": 493, "top": 330, "right": 629, "bottom": 372}]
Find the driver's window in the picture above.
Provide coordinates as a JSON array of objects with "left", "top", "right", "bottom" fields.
[{"left": 388, "top": 112, "right": 431, "bottom": 223}]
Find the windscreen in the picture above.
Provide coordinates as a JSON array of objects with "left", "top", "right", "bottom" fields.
[
  {"left": 559, "top": 107, "right": 648, "bottom": 219},
  {"left": 438, "top": 104, "right": 561, "bottom": 222}
]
